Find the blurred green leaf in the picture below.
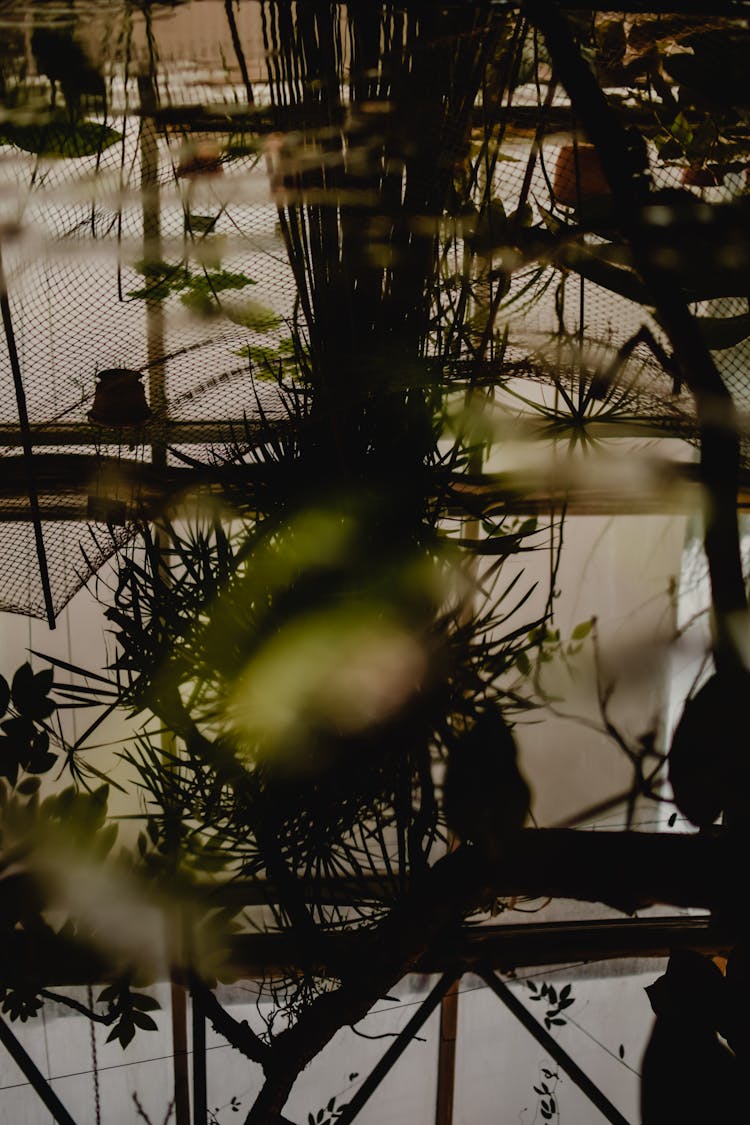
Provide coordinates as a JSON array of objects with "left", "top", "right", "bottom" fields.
[{"left": 0, "top": 118, "right": 121, "bottom": 157}]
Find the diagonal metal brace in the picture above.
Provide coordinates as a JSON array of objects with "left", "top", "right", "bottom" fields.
[
  {"left": 0, "top": 1015, "right": 77, "bottom": 1125},
  {"left": 479, "top": 967, "right": 631, "bottom": 1125},
  {"left": 336, "top": 971, "right": 460, "bottom": 1125}
]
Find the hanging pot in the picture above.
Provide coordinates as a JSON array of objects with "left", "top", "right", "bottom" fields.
[{"left": 88, "top": 368, "right": 152, "bottom": 427}]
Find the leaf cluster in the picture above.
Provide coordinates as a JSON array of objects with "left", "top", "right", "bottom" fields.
[
  {"left": 99, "top": 980, "right": 161, "bottom": 1049},
  {"left": 0, "top": 115, "right": 121, "bottom": 157},
  {"left": 526, "top": 979, "right": 575, "bottom": 1030},
  {"left": 0, "top": 774, "right": 116, "bottom": 1025},
  {"left": 308, "top": 1095, "right": 348, "bottom": 1125},
  {"left": 0, "top": 664, "right": 57, "bottom": 785},
  {"left": 127, "top": 263, "right": 256, "bottom": 311}
]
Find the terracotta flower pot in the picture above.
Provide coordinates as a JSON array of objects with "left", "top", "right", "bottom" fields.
[
  {"left": 553, "top": 143, "right": 611, "bottom": 207},
  {"left": 88, "top": 369, "right": 152, "bottom": 427}
]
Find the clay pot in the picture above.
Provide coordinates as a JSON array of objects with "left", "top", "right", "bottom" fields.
[
  {"left": 553, "top": 143, "right": 611, "bottom": 207},
  {"left": 88, "top": 369, "right": 152, "bottom": 427}
]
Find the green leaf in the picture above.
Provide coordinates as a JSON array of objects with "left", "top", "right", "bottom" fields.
[
  {"left": 571, "top": 620, "right": 593, "bottom": 641},
  {"left": 186, "top": 213, "right": 219, "bottom": 235},
  {"left": 226, "top": 299, "right": 281, "bottom": 331},
  {"left": 667, "top": 111, "right": 694, "bottom": 148},
  {"left": 0, "top": 118, "right": 122, "bottom": 158}
]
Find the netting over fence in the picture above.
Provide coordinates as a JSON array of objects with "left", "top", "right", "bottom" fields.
[{"left": 2, "top": 1, "right": 749, "bottom": 616}]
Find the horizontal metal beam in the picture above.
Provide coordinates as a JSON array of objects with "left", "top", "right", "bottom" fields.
[
  {"left": 220, "top": 913, "right": 731, "bottom": 978},
  {"left": 0, "top": 419, "right": 265, "bottom": 448},
  {"left": 2, "top": 452, "right": 746, "bottom": 522},
  {"left": 9, "top": 913, "right": 732, "bottom": 987}
]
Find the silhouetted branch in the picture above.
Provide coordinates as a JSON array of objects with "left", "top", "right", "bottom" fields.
[
  {"left": 186, "top": 975, "right": 269, "bottom": 1067},
  {"left": 237, "top": 830, "right": 737, "bottom": 1121},
  {"left": 39, "top": 989, "right": 115, "bottom": 1024}
]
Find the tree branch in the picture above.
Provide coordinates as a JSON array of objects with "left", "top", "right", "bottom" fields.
[
  {"left": 238, "top": 827, "right": 737, "bottom": 1121},
  {"left": 39, "top": 989, "right": 115, "bottom": 1024},
  {"left": 187, "top": 974, "right": 269, "bottom": 1067}
]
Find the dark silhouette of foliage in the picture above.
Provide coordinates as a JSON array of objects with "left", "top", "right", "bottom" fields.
[
  {"left": 641, "top": 951, "right": 741, "bottom": 1124},
  {"left": 3, "top": 3, "right": 750, "bottom": 1122}
]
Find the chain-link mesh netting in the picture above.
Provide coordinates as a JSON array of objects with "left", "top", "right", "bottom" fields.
[{"left": 1, "top": 1, "right": 749, "bottom": 617}]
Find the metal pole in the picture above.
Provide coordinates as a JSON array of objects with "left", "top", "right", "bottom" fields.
[
  {"left": 479, "top": 968, "right": 632, "bottom": 1125},
  {"left": 435, "top": 980, "right": 459, "bottom": 1125},
  {"left": 192, "top": 988, "right": 207, "bottom": 1125},
  {"left": 137, "top": 69, "right": 167, "bottom": 472},
  {"left": 0, "top": 248, "right": 56, "bottom": 628},
  {"left": 171, "top": 982, "right": 191, "bottom": 1125}
]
